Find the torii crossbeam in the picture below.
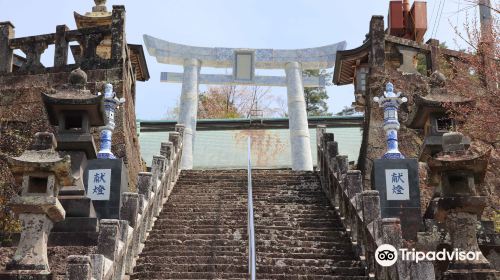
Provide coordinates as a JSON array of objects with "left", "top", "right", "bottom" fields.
[{"left": 144, "top": 34, "right": 346, "bottom": 170}]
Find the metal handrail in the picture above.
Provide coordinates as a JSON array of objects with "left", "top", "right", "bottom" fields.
[{"left": 247, "top": 137, "right": 256, "bottom": 280}]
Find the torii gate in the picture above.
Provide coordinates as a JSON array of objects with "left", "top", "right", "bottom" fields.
[{"left": 143, "top": 34, "right": 346, "bottom": 171}]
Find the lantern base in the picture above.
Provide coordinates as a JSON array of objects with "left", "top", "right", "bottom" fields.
[{"left": 382, "top": 152, "right": 405, "bottom": 159}]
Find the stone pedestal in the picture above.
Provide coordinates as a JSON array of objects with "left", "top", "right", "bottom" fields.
[
  {"left": 83, "top": 158, "right": 128, "bottom": 219},
  {"left": 373, "top": 158, "right": 422, "bottom": 240},
  {"left": 434, "top": 196, "right": 499, "bottom": 279},
  {"left": 6, "top": 214, "right": 53, "bottom": 272}
]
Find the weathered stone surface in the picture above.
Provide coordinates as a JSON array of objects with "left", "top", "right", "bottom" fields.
[
  {"left": 0, "top": 246, "right": 96, "bottom": 280},
  {"left": 132, "top": 169, "right": 368, "bottom": 279},
  {"left": 66, "top": 255, "right": 92, "bottom": 280},
  {"left": 0, "top": 6, "right": 145, "bottom": 206},
  {"left": 6, "top": 214, "right": 54, "bottom": 272}
]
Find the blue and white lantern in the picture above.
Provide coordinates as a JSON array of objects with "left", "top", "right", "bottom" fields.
[
  {"left": 373, "top": 82, "right": 407, "bottom": 159},
  {"left": 97, "top": 83, "right": 125, "bottom": 159}
]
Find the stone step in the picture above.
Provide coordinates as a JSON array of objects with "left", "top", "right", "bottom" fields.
[
  {"left": 162, "top": 205, "right": 333, "bottom": 211},
  {"left": 257, "top": 275, "right": 369, "bottom": 280},
  {"left": 148, "top": 228, "right": 349, "bottom": 238},
  {"left": 132, "top": 272, "right": 368, "bottom": 280},
  {"left": 136, "top": 255, "right": 362, "bottom": 268},
  {"left": 151, "top": 224, "right": 345, "bottom": 232},
  {"left": 133, "top": 169, "right": 365, "bottom": 279},
  {"left": 133, "top": 262, "right": 364, "bottom": 275},
  {"left": 154, "top": 216, "right": 341, "bottom": 224},
  {"left": 174, "top": 184, "right": 321, "bottom": 190},
  {"left": 139, "top": 250, "right": 356, "bottom": 261},
  {"left": 132, "top": 271, "right": 247, "bottom": 280},
  {"left": 141, "top": 238, "right": 353, "bottom": 252},
  {"left": 168, "top": 191, "right": 327, "bottom": 198},
  {"left": 158, "top": 210, "right": 338, "bottom": 218},
  {"left": 174, "top": 183, "right": 320, "bottom": 188},
  {"left": 141, "top": 245, "right": 353, "bottom": 257},
  {"left": 176, "top": 177, "right": 318, "bottom": 182}
]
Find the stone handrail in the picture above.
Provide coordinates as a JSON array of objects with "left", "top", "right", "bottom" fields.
[
  {"left": 65, "top": 126, "right": 184, "bottom": 280},
  {"left": 316, "top": 126, "right": 434, "bottom": 280},
  {"left": 0, "top": 6, "right": 126, "bottom": 75}
]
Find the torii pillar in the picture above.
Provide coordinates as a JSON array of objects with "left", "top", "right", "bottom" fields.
[
  {"left": 285, "top": 62, "right": 313, "bottom": 171},
  {"left": 178, "top": 58, "right": 200, "bottom": 169}
]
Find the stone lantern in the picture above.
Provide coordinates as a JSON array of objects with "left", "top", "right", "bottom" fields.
[
  {"left": 429, "top": 132, "right": 498, "bottom": 279},
  {"left": 372, "top": 82, "right": 422, "bottom": 240},
  {"left": 97, "top": 83, "right": 125, "bottom": 159},
  {"left": 41, "top": 68, "right": 104, "bottom": 241},
  {"left": 373, "top": 82, "right": 407, "bottom": 159},
  {"left": 407, "top": 71, "right": 472, "bottom": 162},
  {"left": 0, "top": 132, "right": 71, "bottom": 279}
]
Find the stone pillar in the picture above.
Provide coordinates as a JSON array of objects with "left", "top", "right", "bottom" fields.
[
  {"left": 380, "top": 218, "right": 403, "bottom": 280},
  {"left": 0, "top": 21, "right": 14, "bottom": 73},
  {"left": 66, "top": 256, "right": 92, "bottom": 280},
  {"left": 54, "top": 25, "right": 69, "bottom": 67},
  {"left": 285, "top": 61, "right": 313, "bottom": 171},
  {"left": 178, "top": 58, "right": 200, "bottom": 170},
  {"left": 111, "top": 5, "right": 126, "bottom": 60},
  {"left": 96, "top": 219, "right": 120, "bottom": 262},
  {"left": 426, "top": 39, "right": 440, "bottom": 73},
  {"left": 316, "top": 125, "right": 326, "bottom": 170}
]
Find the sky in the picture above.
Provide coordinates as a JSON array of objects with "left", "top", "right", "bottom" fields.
[{"left": 0, "top": 0, "right": 484, "bottom": 120}]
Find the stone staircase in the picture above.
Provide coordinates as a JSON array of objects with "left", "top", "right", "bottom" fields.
[{"left": 132, "top": 169, "right": 368, "bottom": 279}]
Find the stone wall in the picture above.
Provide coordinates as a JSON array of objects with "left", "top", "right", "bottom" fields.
[
  {"left": 0, "top": 68, "right": 144, "bottom": 193},
  {"left": 0, "top": 6, "right": 145, "bottom": 203},
  {"left": 356, "top": 16, "right": 499, "bottom": 222}
]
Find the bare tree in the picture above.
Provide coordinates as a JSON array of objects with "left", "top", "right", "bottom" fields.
[{"left": 444, "top": 0, "right": 499, "bottom": 222}]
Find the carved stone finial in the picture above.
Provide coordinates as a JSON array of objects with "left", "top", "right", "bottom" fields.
[
  {"left": 68, "top": 68, "right": 87, "bottom": 87},
  {"left": 92, "top": 0, "right": 107, "bottom": 13},
  {"left": 386, "top": 82, "right": 394, "bottom": 94},
  {"left": 430, "top": 71, "right": 446, "bottom": 88}
]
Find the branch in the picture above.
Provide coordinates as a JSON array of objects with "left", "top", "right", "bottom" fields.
[
  {"left": 448, "top": 19, "right": 500, "bottom": 62},
  {"left": 464, "top": 0, "right": 500, "bottom": 14}
]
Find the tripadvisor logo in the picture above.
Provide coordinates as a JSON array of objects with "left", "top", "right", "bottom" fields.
[
  {"left": 375, "top": 244, "right": 398, "bottom": 267},
  {"left": 375, "top": 244, "right": 483, "bottom": 266}
]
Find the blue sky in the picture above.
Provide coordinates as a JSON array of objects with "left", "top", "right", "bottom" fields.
[{"left": 0, "top": 0, "right": 481, "bottom": 120}]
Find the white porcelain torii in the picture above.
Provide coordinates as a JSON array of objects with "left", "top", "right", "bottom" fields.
[{"left": 143, "top": 34, "right": 346, "bottom": 171}]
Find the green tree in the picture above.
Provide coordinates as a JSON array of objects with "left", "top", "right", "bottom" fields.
[
  {"left": 303, "top": 70, "right": 332, "bottom": 116},
  {"left": 336, "top": 105, "right": 359, "bottom": 116}
]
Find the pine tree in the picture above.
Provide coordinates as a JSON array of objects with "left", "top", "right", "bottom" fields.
[{"left": 303, "top": 69, "right": 332, "bottom": 116}]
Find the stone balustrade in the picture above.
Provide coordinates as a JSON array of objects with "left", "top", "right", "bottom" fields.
[
  {"left": 65, "top": 128, "right": 184, "bottom": 280},
  {"left": 316, "top": 127, "right": 435, "bottom": 280},
  {"left": 0, "top": 5, "right": 126, "bottom": 75}
]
